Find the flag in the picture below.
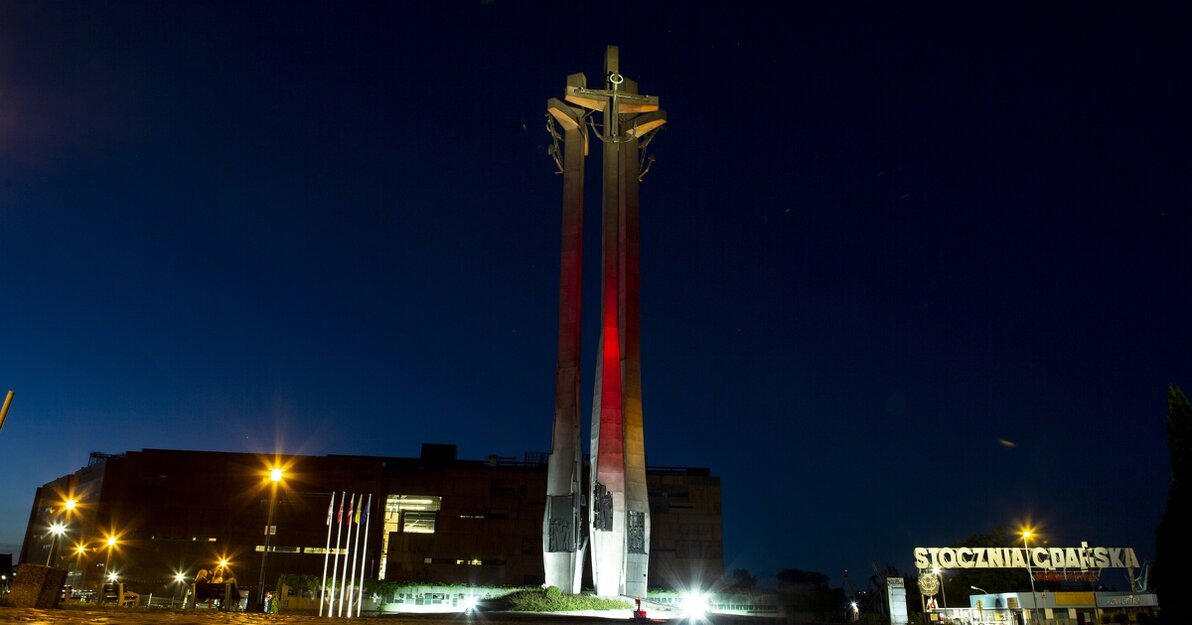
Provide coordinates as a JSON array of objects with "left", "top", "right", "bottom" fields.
[
  {"left": 345, "top": 494, "right": 354, "bottom": 525},
  {"left": 326, "top": 493, "right": 335, "bottom": 526},
  {"left": 337, "top": 494, "right": 345, "bottom": 525},
  {"left": 354, "top": 494, "right": 363, "bottom": 524}
]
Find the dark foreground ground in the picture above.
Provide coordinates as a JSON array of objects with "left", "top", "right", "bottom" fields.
[{"left": 0, "top": 608, "right": 789, "bottom": 625}]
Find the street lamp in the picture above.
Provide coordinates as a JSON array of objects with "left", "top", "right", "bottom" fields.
[
  {"left": 44, "top": 496, "right": 78, "bottom": 567},
  {"left": 173, "top": 572, "right": 187, "bottom": 607},
  {"left": 46, "top": 522, "right": 67, "bottom": 565},
  {"left": 103, "top": 534, "right": 118, "bottom": 595},
  {"left": 933, "top": 566, "right": 947, "bottom": 610},
  {"left": 72, "top": 543, "right": 87, "bottom": 588},
  {"left": 257, "top": 466, "right": 283, "bottom": 611},
  {"left": 1022, "top": 528, "right": 1040, "bottom": 623}
]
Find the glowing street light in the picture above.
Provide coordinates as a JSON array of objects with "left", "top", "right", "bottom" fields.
[
  {"left": 102, "top": 534, "right": 119, "bottom": 589},
  {"left": 1022, "top": 528, "right": 1040, "bottom": 623},
  {"left": 45, "top": 522, "right": 67, "bottom": 565},
  {"left": 932, "top": 566, "right": 948, "bottom": 610},
  {"left": 257, "top": 466, "right": 284, "bottom": 611}
]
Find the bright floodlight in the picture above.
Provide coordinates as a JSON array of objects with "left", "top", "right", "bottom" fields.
[
  {"left": 219, "top": 558, "right": 229, "bottom": 569},
  {"left": 107, "top": 571, "right": 118, "bottom": 582},
  {"left": 680, "top": 590, "right": 709, "bottom": 620},
  {"left": 49, "top": 522, "right": 66, "bottom": 536},
  {"left": 174, "top": 572, "right": 187, "bottom": 584},
  {"left": 74, "top": 544, "right": 86, "bottom": 555},
  {"left": 106, "top": 535, "right": 117, "bottom": 547},
  {"left": 65, "top": 498, "right": 77, "bottom": 511},
  {"left": 462, "top": 596, "right": 478, "bottom": 611},
  {"left": 270, "top": 467, "right": 283, "bottom": 482}
]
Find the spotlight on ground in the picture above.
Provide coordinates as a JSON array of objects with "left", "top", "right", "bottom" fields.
[
  {"left": 462, "top": 596, "right": 479, "bottom": 612},
  {"left": 680, "top": 590, "right": 709, "bottom": 621}
]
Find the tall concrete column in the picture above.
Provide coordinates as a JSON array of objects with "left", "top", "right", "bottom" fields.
[
  {"left": 553, "top": 45, "right": 665, "bottom": 598},
  {"left": 543, "top": 98, "right": 587, "bottom": 594}
]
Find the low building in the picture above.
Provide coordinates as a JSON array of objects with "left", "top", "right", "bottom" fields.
[
  {"left": 20, "top": 444, "right": 722, "bottom": 600},
  {"left": 961, "top": 590, "right": 1159, "bottom": 624}
]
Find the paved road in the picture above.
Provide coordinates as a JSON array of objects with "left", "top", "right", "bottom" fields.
[
  {"left": 0, "top": 607, "right": 648, "bottom": 625},
  {"left": 0, "top": 608, "right": 792, "bottom": 625}
]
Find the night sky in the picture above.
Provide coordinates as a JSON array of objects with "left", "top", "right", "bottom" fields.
[{"left": 1, "top": 1, "right": 1189, "bottom": 589}]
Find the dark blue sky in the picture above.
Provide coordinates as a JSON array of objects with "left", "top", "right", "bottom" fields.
[{"left": 1, "top": 1, "right": 1188, "bottom": 587}]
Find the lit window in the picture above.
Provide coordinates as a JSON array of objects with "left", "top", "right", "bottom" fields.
[
  {"left": 378, "top": 495, "right": 442, "bottom": 579},
  {"left": 402, "top": 510, "right": 438, "bottom": 533}
]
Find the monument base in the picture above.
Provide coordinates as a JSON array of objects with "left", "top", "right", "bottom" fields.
[{"left": 9, "top": 563, "right": 68, "bottom": 609}]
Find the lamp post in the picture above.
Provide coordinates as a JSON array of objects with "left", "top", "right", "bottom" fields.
[
  {"left": 45, "top": 497, "right": 77, "bottom": 567},
  {"left": 173, "top": 572, "right": 187, "bottom": 607},
  {"left": 971, "top": 585, "right": 988, "bottom": 623},
  {"left": 932, "top": 566, "right": 947, "bottom": 610},
  {"left": 73, "top": 543, "right": 87, "bottom": 590},
  {"left": 1022, "top": 529, "right": 1040, "bottom": 623},
  {"left": 102, "top": 535, "right": 118, "bottom": 599},
  {"left": 257, "top": 467, "right": 283, "bottom": 611},
  {"left": 46, "top": 522, "right": 66, "bottom": 565}
]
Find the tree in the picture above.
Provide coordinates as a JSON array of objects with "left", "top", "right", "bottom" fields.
[
  {"left": 776, "top": 568, "right": 847, "bottom": 623},
  {"left": 939, "top": 527, "right": 1034, "bottom": 601},
  {"left": 1154, "top": 385, "right": 1191, "bottom": 624},
  {"left": 723, "top": 568, "right": 757, "bottom": 591}
]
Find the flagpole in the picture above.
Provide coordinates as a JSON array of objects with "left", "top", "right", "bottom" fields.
[
  {"left": 356, "top": 494, "right": 372, "bottom": 617},
  {"left": 318, "top": 491, "right": 335, "bottom": 617},
  {"left": 339, "top": 493, "right": 356, "bottom": 617},
  {"left": 328, "top": 491, "right": 346, "bottom": 617},
  {"left": 347, "top": 494, "right": 364, "bottom": 617}
]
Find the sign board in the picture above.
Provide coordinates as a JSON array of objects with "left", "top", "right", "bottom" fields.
[
  {"left": 913, "top": 545, "right": 1139, "bottom": 570},
  {"left": 887, "top": 577, "right": 908, "bottom": 625}
]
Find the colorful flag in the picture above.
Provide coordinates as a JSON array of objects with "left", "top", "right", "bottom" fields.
[
  {"left": 326, "top": 493, "right": 334, "bottom": 526},
  {"left": 354, "top": 494, "right": 363, "bottom": 524}
]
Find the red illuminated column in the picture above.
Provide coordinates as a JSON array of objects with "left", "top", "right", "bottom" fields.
[{"left": 543, "top": 98, "right": 587, "bottom": 595}]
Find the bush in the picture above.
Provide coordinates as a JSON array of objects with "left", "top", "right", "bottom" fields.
[{"left": 498, "top": 588, "right": 632, "bottom": 612}]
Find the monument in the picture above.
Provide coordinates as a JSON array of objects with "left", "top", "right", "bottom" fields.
[{"left": 543, "top": 46, "right": 667, "bottom": 597}]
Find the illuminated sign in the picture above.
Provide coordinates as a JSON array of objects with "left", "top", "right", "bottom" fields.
[
  {"left": 913, "top": 545, "right": 1139, "bottom": 570},
  {"left": 887, "top": 577, "right": 908, "bottom": 625}
]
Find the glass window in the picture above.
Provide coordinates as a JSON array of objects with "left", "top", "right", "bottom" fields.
[
  {"left": 402, "top": 510, "right": 437, "bottom": 533},
  {"left": 378, "top": 495, "right": 442, "bottom": 579}
]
